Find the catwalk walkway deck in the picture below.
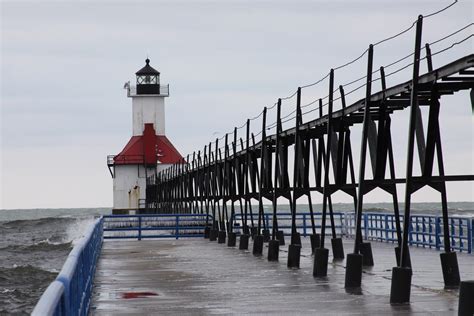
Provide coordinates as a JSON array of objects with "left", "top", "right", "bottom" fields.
[{"left": 90, "top": 238, "right": 473, "bottom": 315}]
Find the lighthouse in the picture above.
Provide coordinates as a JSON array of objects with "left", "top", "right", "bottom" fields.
[{"left": 107, "top": 58, "right": 183, "bottom": 214}]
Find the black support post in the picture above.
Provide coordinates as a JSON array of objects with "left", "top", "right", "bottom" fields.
[
  {"left": 390, "top": 15, "right": 423, "bottom": 304},
  {"left": 345, "top": 44, "right": 374, "bottom": 289}
]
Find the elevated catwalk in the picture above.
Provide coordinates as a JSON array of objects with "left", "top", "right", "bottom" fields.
[{"left": 91, "top": 239, "right": 472, "bottom": 315}]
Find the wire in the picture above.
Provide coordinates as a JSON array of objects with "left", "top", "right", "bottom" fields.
[
  {"left": 280, "top": 90, "right": 298, "bottom": 100},
  {"left": 340, "top": 74, "right": 367, "bottom": 89},
  {"left": 424, "top": 0, "right": 457, "bottom": 18},
  {"left": 267, "top": 102, "right": 279, "bottom": 110},
  {"left": 431, "top": 33, "right": 473, "bottom": 57},
  {"left": 373, "top": 0, "right": 458, "bottom": 47},
  {"left": 253, "top": 130, "right": 263, "bottom": 139},
  {"left": 208, "top": 102, "right": 267, "bottom": 146},
  {"left": 340, "top": 23, "right": 471, "bottom": 87},
  {"left": 281, "top": 115, "right": 296, "bottom": 126},
  {"left": 301, "top": 72, "right": 330, "bottom": 89},
  {"left": 249, "top": 109, "right": 264, "bottom": 121},
  {"left": 301, "top": 98, "right": 319, "bottom": 109},
  {"left": 336, "top": 24, "right": 471, "bottom": 91},
  {"left": 430, "top": 23, "right": 473, "bottom": 46},
  {"left": 199, "top": 1, "right": 461, "bottom": 156},
  {"left": 298, "top": 0, "right": 460, "bottom": 119},
  {"left": 384, "top": 51, "right": 417, "bottom": 69},
  {"left": 384, "top": 62, "right": 413, "bottom": 79},
  {"left": 302, "top": 103, "right": 325, "bottom": 117},
  {"left": 267, "top": 121, "right": 278, "bottom": 130},
  {"left": 339, "top": 49, "right": 418, "bottom": 89},
  {"left": 334, "top": 48, "right": 370, "bottom": 71},
  {"left": 237, "top": 121, "right": 247, "bottom": 130},
  {"left": 266, "top": 107, "right": 297, "bottom": 130},
  {"left": 301, "top": 1, "right": 458, "bottom": 92},
  {"left": 281, "top": 108, "right": 297, "bottom": 121},
  {"left": 374, "top": 21, "right": 417, "bottom": 47},
  {"left": 157, "top": 1, "right": 461, "bottom": 178}
]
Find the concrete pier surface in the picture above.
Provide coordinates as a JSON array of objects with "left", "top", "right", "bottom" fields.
[{"left": 91, "top": 238, "right": 473, "bottom": 315}]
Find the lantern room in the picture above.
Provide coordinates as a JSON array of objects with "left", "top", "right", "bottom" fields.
[{"left": 136, "top": 58, "right": 160, "bottom": 95}]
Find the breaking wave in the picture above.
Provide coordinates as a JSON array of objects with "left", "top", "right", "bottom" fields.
[
  {"left": 0, "top": 240, "right": 72, "bottom": 252},
  {"left": 0, "top": 209, "right": 108, "bottom": 315}
]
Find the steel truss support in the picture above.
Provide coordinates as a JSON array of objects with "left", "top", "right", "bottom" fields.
[{"left": 144, "top": 12, "right": 474, "bottom": 305}]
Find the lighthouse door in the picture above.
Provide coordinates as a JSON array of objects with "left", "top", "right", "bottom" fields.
[{"left": 128, "top": 185, "right": 140, "bottom": 210}]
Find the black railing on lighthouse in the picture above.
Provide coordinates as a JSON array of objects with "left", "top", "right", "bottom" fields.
[{"left": 145, "top": 1, "right": 474, "bottom": 308}]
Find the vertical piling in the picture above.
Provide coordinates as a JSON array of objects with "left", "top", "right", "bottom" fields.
[
  {"left": 390, "top": 15, "right": 424, "bottom": 304},
  {"left": 345, "top": 43, "right": 374, "bottom": 288}
]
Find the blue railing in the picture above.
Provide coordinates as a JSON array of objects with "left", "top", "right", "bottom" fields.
[
  {"left": 232, "top": 212, "right": 472, "bottom": 253},
  {"left": 102, "top": 214, "right": 212, "bottom": 240},
  {"left": 32, "top": 217, "right": 103, "bottom": 316},
  {"left": 344, "top": 213, "right": 473, "bottom": 253},
  {"left": 101, "top": 212, "right": 472, "bottom": 253},
  {"left": 232, "top": 212, "right": 346, "bottom": 237}
]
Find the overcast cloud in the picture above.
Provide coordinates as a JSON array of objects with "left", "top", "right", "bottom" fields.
[{"left": 1, "top": 0, "right": 473, "bottom": 209}]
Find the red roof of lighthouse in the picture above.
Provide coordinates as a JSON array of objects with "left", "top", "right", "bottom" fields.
[{"left": 114, "top": 124, "right": 184, "bottom": 165}]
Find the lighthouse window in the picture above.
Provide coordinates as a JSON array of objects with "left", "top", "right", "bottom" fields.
[{"left": 137, "top": 75, "right": 158, "bottom": 85}]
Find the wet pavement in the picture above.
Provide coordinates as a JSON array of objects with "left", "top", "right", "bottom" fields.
[{"left": 90, "top": 237, "right": 473, "bottom": 315}]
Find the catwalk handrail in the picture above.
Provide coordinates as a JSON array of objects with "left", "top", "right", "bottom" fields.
[
  {"left": 198, "top": 1, "right": 463, "bottom": 149},
  {"left": 154, "top": 54, "right": 473, "bottom": 174},
  {"left": 32, "top": 217, "right": 103, "bottom": 316},
  {"left": 256, "top": 55, "right": 472, "bottom": 160}
]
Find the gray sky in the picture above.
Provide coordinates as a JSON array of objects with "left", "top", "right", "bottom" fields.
[{"left": 1, "top": 0, "right": 473, "bottom": 209}]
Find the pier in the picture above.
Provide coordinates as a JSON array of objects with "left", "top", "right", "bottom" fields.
[
  {"left": 32, "top": 6, "right": 474, "bottom": 316},
  {"left": 32, "top": 213, "right": 473, "bottom": 315},
  {"left": 90, "top": 238, "right": 472, "bottom": 315}
]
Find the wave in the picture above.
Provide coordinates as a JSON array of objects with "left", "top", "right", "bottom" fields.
[
  {"left": 0, "top": 216, "right": 76, "bottom": 229},
  {"left": 0, "top": 216, "right": 97, "bottom": 246},
  {"left": 0, "top": 240, "right": 72, "bottom": 252},
  {"left": 0, "top": 265, "right": 57, "bottom": 314},
  {"left": 0, "top": 265, "right": 57, "bottom": 282},
  {"left": 364, "top": 207, "right": 390, "bottom": 213},
  {"left": 0, "top": 211, "right": 106, "bottom": 315}
]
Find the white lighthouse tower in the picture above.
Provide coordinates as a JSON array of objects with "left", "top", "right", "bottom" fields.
[{"left": 108, "top": 58, "right": 183, "bottom": 214}]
